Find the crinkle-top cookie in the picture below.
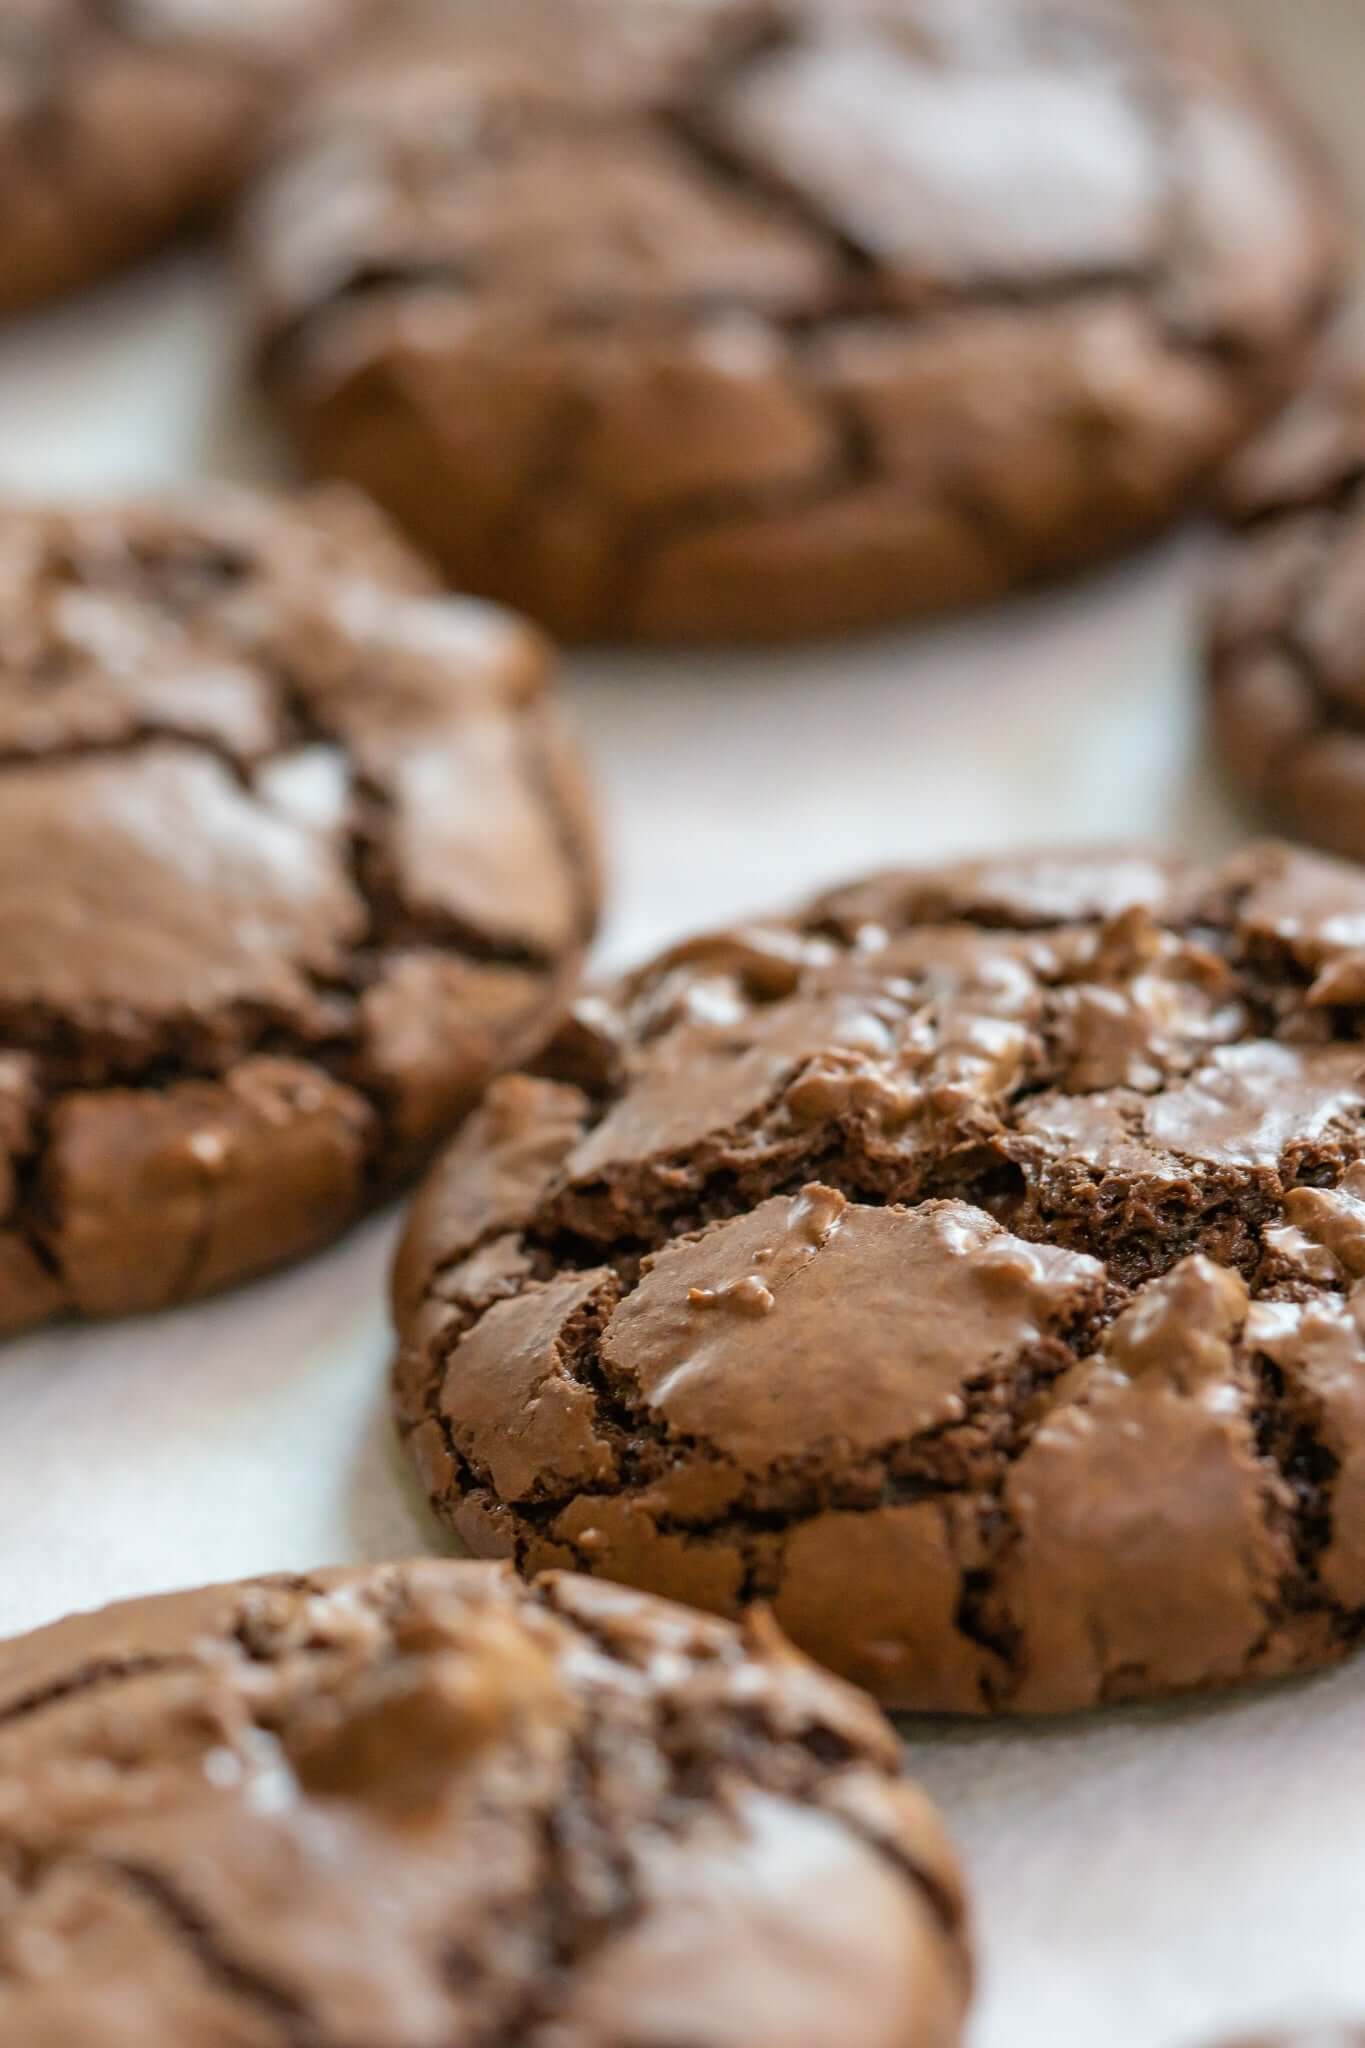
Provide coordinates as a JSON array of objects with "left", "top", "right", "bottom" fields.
[
  {"left": 0, "top": 1560, "right": 970, "bottom": 2047},
  {"left": 0, "top": 484, "right": 598, "bottom": 1332},
  {"left": 245, "top": 0, "right": 1342, "bottom": 641},
  {"left": 0, "top": 0, "right": 363, "bottom": 312},
  {"left": 397, "top": 841, "right": 1365, "bottom": 1713}
]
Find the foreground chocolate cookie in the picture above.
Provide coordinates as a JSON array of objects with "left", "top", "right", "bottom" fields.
[
  {"left": 0, "top": 1562, "right": 970, "bottom": 2046},
  {"left": 0, "top": 1, "right": 364, "bottom": 314},
  {"left": 396, "top": 842, "right": 1365, "bottom": 1714},
  {"left": 0, "top": 486, "right": 597, "bottom": 1333},
  {"left": 244, "top": 0, "right": 1341, "bottom": 644},
  {"left": 1208, "top": 352, "right": 1365, "bottom": 862}
]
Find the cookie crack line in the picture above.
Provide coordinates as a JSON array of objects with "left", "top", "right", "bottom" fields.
[
  {"left": 0, "top": 1841, "right": 309, "bottom": 2045},
  {"left": 394, "top": 842, "right": 1365, "bottom": 1714},
  {"left": 250, "top": 650, "right": 586, "bottom": 977},
  {"left": 522, "top": 1575, "right": 966, "bottom": 1945},
  {"left": 548, "top": 355, "right": 1054, "bottom": 638},
  {"left": 0, "top": 1654, "right": 198, "bottom": 1734},
  {"left": 100, "top": 1863, "right": 317, "bottom": 2048},
  {"left": 0, "top": 725, "right": 261, "bottom": 785},
  {"left": 1249, "top": 1347, "right": 1344, "bottom": 1620},
  {"left": 263, "top": 262, "right": 1266, "bottom": 377}
]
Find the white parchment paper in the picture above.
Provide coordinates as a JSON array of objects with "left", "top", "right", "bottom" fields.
[{"left": 0, "top": 6, "right": 1361, "bottom": 2041}]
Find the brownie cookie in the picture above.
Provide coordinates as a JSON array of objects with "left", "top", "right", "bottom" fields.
[
  {"left": 1210, "top": 2036, "right": 1365, "bottom": 2048},
  {"left": 1239, "top": 2038, "right": 1365, "bottom": 2047},
  {"left": 0, "top": 1, "right": 366, "bottom": 315},
  {"left": 1207, "top": 351, "right": 1365, "bottom": 863},
  {"left": 242, "top": 0, "right": 1342, "bottom": 645},
  {"left": 0, "top": 1561, "right": 970, "bottom": 2046},
  {"left": 395, "top": 841, "right": 1365, "bottom": 1715},
  {"left": 0, "top": 485, "right": 597, "bottom": 1334}
]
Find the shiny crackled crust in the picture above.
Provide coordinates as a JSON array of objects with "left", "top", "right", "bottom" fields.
[
  {"left": 1208, "top": 353, "right": 1365, "bottom": 863},
  {"left": 396, "top": 841, "right": 1365, "bottom": 1715},
  {"left": 0, "top": 0, "right": 364, "bottom": 314},
  {"left": 0, "top": 1561, "right": 969, "bottom": 2048},
  {"left": 242, "top": 0, "right": 1343, "bottom": 644},
  {"left": 0, "top": 486, "right": 597, "bottom": 1332}
]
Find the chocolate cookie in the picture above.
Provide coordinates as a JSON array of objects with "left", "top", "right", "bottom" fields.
[
  {"left": 1207, "top": 350, "right": 1365, "bottom": 863},
  {"left": 1210, "top": 2036, "right": 1365, "bottom": 2048},
  {"left": 395, "top": 841, "right": 1365, "bottom": 1715},
  {"left": 0, "top": 486, "right": 597, "bottom": 1334},
  {"left": 0, "top": 1, "right": 365, "bottom": 314},
  {"left": 0, "top": 1560, "right": 970, "bottom": 2046},
  {"left": 243, "top": 0, "right": 1342, "bottom": 644}
]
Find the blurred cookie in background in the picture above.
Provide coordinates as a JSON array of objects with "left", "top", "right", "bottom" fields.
[
  {"left": 1208, "top": 341, "right": 1365, "bottom": 861},
  {"left": 1206, "top": 2034, "right": 1365, "bottom": 2047},
  {"left": 0, "top": 1, "right": 369, "bottom": 314},
  {"left": 244, "top": 0, "right": 1345, "bottom": 644},
  {"left": 0, "top": 1560, "right": 972, "bottom": 2047},
  {"left": 0, "top": 484, "right": 598, "bottom": 1334}
]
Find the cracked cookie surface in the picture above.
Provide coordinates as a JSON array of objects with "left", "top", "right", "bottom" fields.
[
  {"left": 395, "top": 842, "right": 1365, "bottom": 1714},
  {"left": 0, "top": 1560, "right": 970, "bottom": 2047},
  {"left": 0, "top": 484, "right": 598, "bottom": 1333},
  {"left": 1208, "top": 348, "right": 1365, "bottom": 863},
  {"left": 0, "top": 0, "right": 364, "bottom": 313},
  {"left": 243, "top": 0, "right": 1342, "bottom": 644}
]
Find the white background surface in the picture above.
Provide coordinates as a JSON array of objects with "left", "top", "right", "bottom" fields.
[{"left": 0, "top": 7, "right": 1361, "bottom": 2046}]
